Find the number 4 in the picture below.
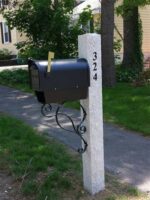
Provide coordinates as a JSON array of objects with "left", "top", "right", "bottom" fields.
[{"left": 93, "top": 73, "right": 97, "bottom": 81}]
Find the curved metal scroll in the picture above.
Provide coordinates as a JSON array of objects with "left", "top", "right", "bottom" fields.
[{"left": 41, "top": 103, "right": 88, "bottom": 153}]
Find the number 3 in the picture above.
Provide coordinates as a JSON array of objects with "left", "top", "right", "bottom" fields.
[{"left": 93, "top": 52, "right": 97, "bottom": 61}]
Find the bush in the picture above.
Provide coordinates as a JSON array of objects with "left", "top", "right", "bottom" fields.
[
  {"left": 0, "top": 69, "right": 31, "bottom": 92},
  {"left": 17, "top": 58, "right": 28, "bottom": 65},
  {"left": 141, "top": 69, "right": 150, "bottom": 83},
  {"left": 116, "top": 65, "right": 140, "bottom": 82},
  {"left": 132, "top": 69, "right": 150, "bottom": 86},
  {"left": 17, "top": 44, "right": 49, "bottom": 61},
  {"left": 0, "top": 69, "right": 29, "bottom": 86},
  {"left": 0, "top": 49, "right": 12, "bottom": 60}
]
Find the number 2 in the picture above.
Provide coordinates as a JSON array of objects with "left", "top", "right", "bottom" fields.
[{"left": 93, "top": 62, "right": 97, "bottom": 71}]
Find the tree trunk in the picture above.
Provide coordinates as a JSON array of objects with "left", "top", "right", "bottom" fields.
[
  {"left": 101, "top": 0, "right": 116, "bottom": 87},
  {"left": 122, "top": 6, "right": 143, "bottom": 70}
]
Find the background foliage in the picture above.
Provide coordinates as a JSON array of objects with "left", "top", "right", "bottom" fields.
[
  {"left": 0, "top": 49, "right": 12, "bottom": 60},
  {"left": 2, "top": 0, "right": 92, "bottom": 60}
]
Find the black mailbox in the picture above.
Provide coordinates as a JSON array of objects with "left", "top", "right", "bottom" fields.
[{"left": 28, "top": 58, "right": 90, "bottom": 104}]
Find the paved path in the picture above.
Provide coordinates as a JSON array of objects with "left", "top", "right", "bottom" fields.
[
  {"left": 0, "top": 86, "right": 150, "bottom": 193},
  {"left": 0, "top": 65, "right": 27, "bottom": 72}
]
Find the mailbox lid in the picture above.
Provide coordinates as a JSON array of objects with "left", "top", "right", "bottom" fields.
[{"left": 35, "top": 58, "right": 90, "bottom": 90}]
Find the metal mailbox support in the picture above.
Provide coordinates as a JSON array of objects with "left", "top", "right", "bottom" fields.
[
  {"left": 28, "top": 33, "right": 105, "bottom": 195},
  {"left": 78, "top": 33, "right": 105, "bottom": 195},
  {"left": 28, "top": 58, "right": 90, "bottom": 153}
]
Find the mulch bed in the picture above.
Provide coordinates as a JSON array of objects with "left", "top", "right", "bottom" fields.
[{"left": 0, "top": 59, "right": 18, "bottom": 66}]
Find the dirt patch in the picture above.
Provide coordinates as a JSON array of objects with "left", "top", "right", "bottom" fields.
[{"left": 0, "top": 171, "right": 29, "bottom": 200}]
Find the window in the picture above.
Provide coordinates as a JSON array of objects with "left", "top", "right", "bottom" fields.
[
  {"left": 0, "top": 0, "right": 2, "bottom": 8},
  {"left": 3, "top": 22, "right": 9, "bottom": 43},
  {"left": 0, "top": 22, "right": 11, "bottom": 44},
  {"left": 0, "top": 0, "right": 9, "bottom": 8}
]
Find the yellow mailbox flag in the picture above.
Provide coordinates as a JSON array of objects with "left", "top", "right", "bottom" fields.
[{"left": 47, "top": 52, "right": 55, "bottom": 73}]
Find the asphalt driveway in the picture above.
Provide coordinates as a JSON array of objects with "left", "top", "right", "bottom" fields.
[{"left": 0, "top": 85, "right": 150, "bottom": 192}]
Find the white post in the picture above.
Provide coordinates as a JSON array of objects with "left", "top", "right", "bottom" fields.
[{"left": 78, "top": 33, "right": 105, "bottom": 195}]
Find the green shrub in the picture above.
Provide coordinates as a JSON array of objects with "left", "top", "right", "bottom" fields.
[
  {"left": 0, "top": 69, "right": 29, "bottom": 85},
  {"left": 0, "top": 48, "right": 12, "bottom": 60},
  {"left": 17, "top": 44, "right": 49, "bottom": 61},
  {"left": 0, "top": 69, "right": 30, "bottom": 92},
  {"left": 132, "top": 69, "right": 150, "bottom": 86},
  {"left": 116, "top": 65, "right": 140, "bottom": 82},
  {"left": 140, "top": 69, "right": 150, "bottom": 84}
]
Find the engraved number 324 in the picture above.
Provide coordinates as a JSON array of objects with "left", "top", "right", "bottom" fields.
[{"left": 93, "top": 52, "right": 98, "bottom": 81}]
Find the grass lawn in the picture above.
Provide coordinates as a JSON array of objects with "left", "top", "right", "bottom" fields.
[
  {"left": 0, "top": 114, "right": 149, "bottom": 200},
  {"left": 0, "top": 69, "right": 32, "bottom": 93},
  {"left": 65, "top": 84, "right": 150, "bottom": 137},
  {"left": 103, "top": 84, "right": 150, "bottom": 136},
  {"left": 0, "top": 69, "right": 150, "bottom": 136}
]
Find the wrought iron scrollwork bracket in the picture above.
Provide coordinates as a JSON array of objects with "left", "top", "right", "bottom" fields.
[{"left": 41, "top": 103, "right": 88, "bottom": 153}]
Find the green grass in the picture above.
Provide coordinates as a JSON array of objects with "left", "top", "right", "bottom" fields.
[
  {"left": 103, "top": 83, "right": 150, "bottom": 136},
  {"left": 0, "top": 69, "right": 150, "bottom": 136},
  {"left": 0, "top": 114, "right": 148, "bottom": 200},
  {"left": 65, "top": 101, "right": 80, "bottom": 110},
  {"left": 0, "top": 69, "right": 31, "bottom": 92},
  {"left": 0, "top": 114, "right": 81, "bottom": 200},
  {"left": 66, "top": 84, "right": 150, "bottom": 136}
]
